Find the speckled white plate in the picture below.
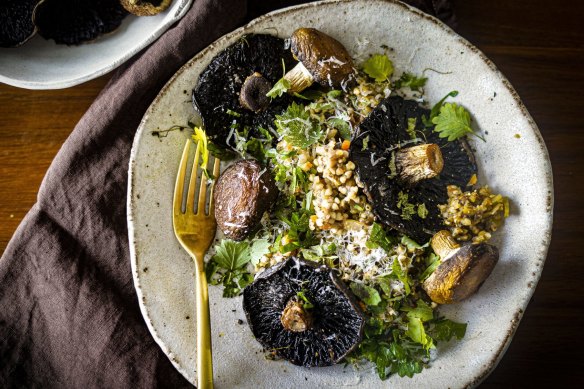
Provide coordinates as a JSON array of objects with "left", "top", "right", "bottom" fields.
[
  {"left": 0, "top": 0, "right": 192, "bottom": 90},
  {"left": 127, "top": 1, "right": 553, "bottom": 387}
]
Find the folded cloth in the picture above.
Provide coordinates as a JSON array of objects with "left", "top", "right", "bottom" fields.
[{"left": 0, "top": 1, "right": 454, "bottom": 388}]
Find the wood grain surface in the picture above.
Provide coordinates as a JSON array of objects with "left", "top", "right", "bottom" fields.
[{"left": 0, "top": 0, "right": 582, "bottom": 387}]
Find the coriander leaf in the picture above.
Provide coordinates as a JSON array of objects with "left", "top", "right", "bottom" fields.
[
  {"left": 394, "top": 72, "right": 428, "bottom": 91},
  {"left": 430, "top": 319, "right": 467, "bottom": 341},
  {"left": 362, "top": 54, "right": 394, "bottom": 82},
  {"left": 432, "top": 102, "right": 485, "bottom": 142},
  {"left": 275, "top": 102, "right": 323, "bottom": 148},
  {"left": 350, "top": 282, "right": 382, "bottom": 306},
  {"left": 249, "top": 239, "right": 271, "bottom": 266}
]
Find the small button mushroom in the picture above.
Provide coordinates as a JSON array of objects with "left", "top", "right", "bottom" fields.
[
  {"left": 282, "top": 28, "right": 355, "bottom": 93},
  {"left": 423, "top": 230, "right": 499, "bottom": 304},
  {"left": 395, "top": 143, "right": 444, "bottom": 184},
  {"left": 121, "top": 0, "right": 173, "bottom": 16},
  {"left": 214, "top": 159, "right": 278, "bottom": 241},
  {"left": 239, "top": 72, "right": 272, "bottom": 112}
]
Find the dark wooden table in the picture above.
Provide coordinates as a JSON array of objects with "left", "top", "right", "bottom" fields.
[{"left": 1, "top": 0, "right": 582, "bottom": 387}]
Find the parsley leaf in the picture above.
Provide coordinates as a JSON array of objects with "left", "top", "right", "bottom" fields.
[
  {"left": 366, "top": 222, "right": 396, "bottom": 252},
  {"left": 350, "top": 282, "right": 382, "bottom": 306},
  {"left": 432, "top": 102, "right": 485, "bottom": 142},
  {"left": 249, "top": 239, "right": 271, "bottom": 266},
  {"left": 429, "top": 318, "right": 467, "bottom": 341},
  {"left": 422, "top": 90, "right": 458, "bottom": 127},
  {"left": 206, "top": 240, "right": 253, "bottom": 297},
  {"left": 394, "top": 72, "right": 428, "bottom": 91},
  {"left": 362, "top": 54, "right": 394, "bottom": 82},
  {"left": 328, "top": 117, "right": 352, "bottom": 140},
  {"left": 274, "top": 102, "right": 323, "bottom": 148},
  {"left": 420, "top": 252, "right": 440, "bottom": 281},
  {"left": 406, "top": 316, "right": 435, "bottom": 350}
]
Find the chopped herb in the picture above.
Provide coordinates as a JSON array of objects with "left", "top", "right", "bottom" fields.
[
  {"left": 361, "top": 135, "right": 370, "bottom": 151},
  {"left": 350, "top": 282, "right": 382, "bottom": 306},
  {"left": 328, "top": 117, "right": 352, "bottom": 140},
  {"left": 266, "top": 58, "right": 290, "bottom": 98},
  {"left": 432, "top": 102, "right": 485, "bottom": 142},
  {"left": 429, "top": 318, "right": 467, "bottom": 341},
  {"left": 366, "top": 223, "right": 396, "bottom": 252},
  {"left": 406, "top": 118, "right": 417, "bottom": 140},
  {"left": 275, "top": 102, "right": 323, "bottom": 148},
  {"left": 417, "top": 203, "right": 428, "bottom": 219},
  {"left": 394, "top": 72, "right": 428, "bottom": 91},
  {"left": 391, "top": 259, "right": 411, "bottom": 295},
  {"left": 397, "top": 191, "right": 416, "bottom": 220},
  {"left": 420, "top": 252, "right": 440, "bottom": 281},
  {"left": 296, "top": 290, "right": 314, "bottom": 309},
  {"left": 363, "top": 54, "right": 394, "bottom": 82},
  {"left": 226, "top": 109, "right": 241, "bottom": 117}
]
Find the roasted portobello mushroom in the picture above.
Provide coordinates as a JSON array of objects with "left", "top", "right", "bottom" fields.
[
  {"left": 349, "top": 95, "right": 477, "bottom": 243},
  {"left": 243, "top": 257, "right": 365, "bottom": 367},
  {"left": 0, "top": 0, "right": 40, "bottom": 48},
  {"left": 192, "top": 34, "right": 297, "bottom": 147},
  {"left": 33, "top": 0, "right": 128, "bottom": 45}
]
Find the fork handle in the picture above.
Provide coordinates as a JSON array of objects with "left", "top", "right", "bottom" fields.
[{"left": 195, "top": 262, "right": 213, "bottom": 389}]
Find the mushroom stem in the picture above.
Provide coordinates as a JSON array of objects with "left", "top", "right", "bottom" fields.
[
  {"left": 395, "top": 143, "right": 444, "bottom": 184},
  {"left": 282, "top": 62, "right": 315, "bottom": 94},
  {"left": 240, "top": 72, "right": 272, "bottom": 112},
  {"left": 431, "top": 230, "right": 460, "bottom": 260},
  {"left": 281, "top": 298, "right": 313, "bottom": 332}
]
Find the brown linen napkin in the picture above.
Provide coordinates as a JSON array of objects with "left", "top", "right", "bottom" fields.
[{"left": 0, "top": 1, "right": 454, "bottom": 388}]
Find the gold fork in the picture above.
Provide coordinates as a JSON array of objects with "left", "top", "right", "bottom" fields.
[{"left": 173, "top": 139, "right": 221, "bottom": 389}]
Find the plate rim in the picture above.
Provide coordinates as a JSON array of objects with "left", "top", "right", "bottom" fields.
[
  {"left": 127, "top": 0, "right": 554, "bottom": 387},
  {"left": 0, "top": 0, "right": 193, "bottom": 90}
]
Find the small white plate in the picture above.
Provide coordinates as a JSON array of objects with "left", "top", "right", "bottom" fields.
[
  {"left": 127, "top": 1, "right": 553, "bottom": 387},
  {"left": 0, "top": 0, "right": 192, "bottom": 90}
]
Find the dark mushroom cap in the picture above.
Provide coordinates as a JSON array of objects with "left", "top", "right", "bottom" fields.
[
  {"left": 349, "top": 96, "right": 477, "bottom": 243},
  {"left": 243, "top": 257, "right": 365, "bottom": 367},
  {"left": 423, "top": 243, "right": 499, "bottom": 304},
  {"left": 192, "top": 34, "right": 297, "bottom": 147},
  {"left": 290, "top": 28, "right": 355, "bottom": 88},
  {"left": 214, "top": 159, "right": 278, "bottom": 241},
  {"left": 120, "top": 0, "right": 172, "bottom": 16},
  {"left": 0, "top": 0, "right": 39, "bottom": 48},
  {"left": 33, "top": 0, "right": 128, "bottom": 45}
]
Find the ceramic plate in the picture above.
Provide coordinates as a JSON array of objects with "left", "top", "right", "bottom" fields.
[
  {"left": 127, "top": 1, "right": 553, "bottom": 387},
  {"left": 0, "top": 0, "right": 192, "bottom": 90}
]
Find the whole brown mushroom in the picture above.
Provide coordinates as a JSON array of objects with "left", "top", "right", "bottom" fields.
[
  {"left": 281, "top": 28, "right": 355, "bottom": 93},
  {"left": 120, "top": 0, "right": 173, "bottom": 16},
  {"left": 423, "top": 230, "right": 499, "bottom": 304},
  {"left": 213, "top": 159, "right": 278, "bottom": 241}
]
